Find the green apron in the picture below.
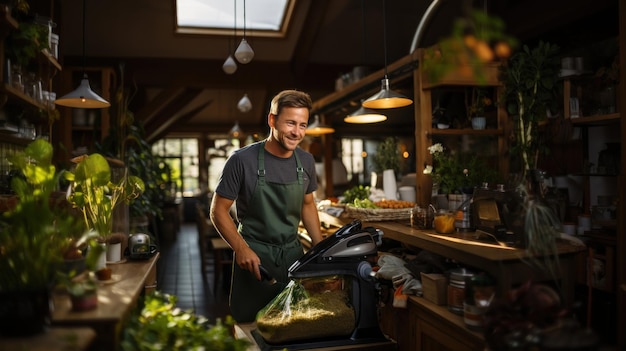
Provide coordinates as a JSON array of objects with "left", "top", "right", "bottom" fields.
[{"left": 230, "top": 142, "right": 305, "bottom": 323}]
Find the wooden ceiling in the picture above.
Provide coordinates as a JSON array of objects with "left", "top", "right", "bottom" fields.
[{"left": 40, "top": 0, "right": 618, "bottom": 142}]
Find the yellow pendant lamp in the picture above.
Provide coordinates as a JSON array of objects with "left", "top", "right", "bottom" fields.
[{"left": 362, "top": 0, "right": 412, "bottom": 109}]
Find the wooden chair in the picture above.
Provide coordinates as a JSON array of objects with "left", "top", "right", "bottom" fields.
[{"left": 195, "top": 203, "right": 233, "bottom": 292}]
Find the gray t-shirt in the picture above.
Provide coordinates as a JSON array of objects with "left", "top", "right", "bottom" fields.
[{"left": 214, "top": 141, "right": 317, "bottom": 221}]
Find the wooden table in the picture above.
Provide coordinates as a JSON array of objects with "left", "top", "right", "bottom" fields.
[
  {"left": 51, "top": 253, "right": 159, "bottom": 351},
  {"left": 0, "top": 327, "right": 96, "bottom": 351},
  {"left": 234, "top": 323, "right": 397, "bottom": 351}
]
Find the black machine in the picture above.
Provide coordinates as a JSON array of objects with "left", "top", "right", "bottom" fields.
[
  {"left": 252, "top": 219, "right": 390, "bottom": 350},
  {"left": 471, "top": 185, "right": 526, "bottom": 248}
]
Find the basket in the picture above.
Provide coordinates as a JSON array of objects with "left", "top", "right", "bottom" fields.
[{"left": 344, "top": 205, "right": 412, "bottom": 221}]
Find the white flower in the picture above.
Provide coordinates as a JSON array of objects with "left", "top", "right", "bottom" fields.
[
  {"left": 423, "top": 165, "right": 433, "bottom": 175},
  {"left": 428, "top": 143, "right": 444, "bottom": 155}
]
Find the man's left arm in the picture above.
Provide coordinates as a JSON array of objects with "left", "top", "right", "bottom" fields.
[{"left": 301, "top": 192, "right": 323, "bottom": 245}]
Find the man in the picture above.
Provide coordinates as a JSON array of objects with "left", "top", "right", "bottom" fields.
[{"left": 210, "top": 89, "right": 323, "bottom": 323}]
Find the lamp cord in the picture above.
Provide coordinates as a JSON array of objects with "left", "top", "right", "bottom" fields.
[
  {"left": 81, "top": 0, "right": 86, "bottom": 75},
  {"left": 242, "top": 0, "right": 247, "bottom": 39},
  {"left": 382, "top": 0, "right": 388, "bottom": 78}
]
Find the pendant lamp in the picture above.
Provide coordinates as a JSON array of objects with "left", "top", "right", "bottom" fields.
[
  {"left": 234, "top": 0, "right": 254, "bottom": 64},
  {"left": 222, "top": 56, "right": 237, "bottom": 74},
  {"left": 344, "top": 105, "right": 387, "bottom": 124},
  {"left": 222, "top": 0, "right": 238, "bottom": 74},
  {"left": 306, "top": 115, "right": 335, "bottom": 136},
  {"left": 55, "top": 0, "right": 110, "bottom": 109},
  {"left": 362, "top": 0, "right": 412, "bottom": 109},
  {"left": 229, "top": 121, "right": 242, "bottom": 138},
  {"left": 237, "top": 94, "right": 252, "bottom": 113}
]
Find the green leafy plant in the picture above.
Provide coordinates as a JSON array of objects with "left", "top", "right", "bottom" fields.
[
  {"left": 500, "top": 41, "right": 561, "bottom": 176},
  {"left": 0, "top": 139, "right": 86, "bottom": 292},
  {"left": 423, "top": 143, "right": 499, "bottom": 194},
  {"left": 121, "top": 291, "right": 250, "bottom": 351},
  {"left": 423, "top": 9, "right": 517, "bottom": 84},
  {"left": 6, "top": 21, "right": 50, "bottom": 68},
  {"left": 373, "top": 137, "right": 401, "bottom": 173},
  {"left": 96, "top": 63, "right": 164, "bottom": 220},
  {"left": 63, "top": 153, "right": 145, "bottom": 242}
]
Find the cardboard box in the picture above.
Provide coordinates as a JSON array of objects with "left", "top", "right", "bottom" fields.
[{"left": 420, "top": 272, "right": 447, "bottom": 305}]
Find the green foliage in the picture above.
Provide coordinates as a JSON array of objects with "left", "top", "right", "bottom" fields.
[
  {"left": 500, "top": 41, "right": 561, "bottom": 174},
  {"left": 373, "top": 137, "right": 401, "bottom": 173},
  {"left": 423, "top": 9, "right": 517, "bottom": 84},
  {"left": 64, "top": 153, "right": 144, "bottom": 241},
  {"left": 0, "top": 139, "right": 85, "bottom": 292},
  {"left": 424, "top": 143, "right": 500, "bottom": 194},
  {"left": 6, "top": 21, "right": 50, "bottom": 68},
  {"left": 340, "top": 185, "right": 370, "bottom": 204},
  {"left": 95, "top": 63, "right": 164, "bottom": 220},
  {"left": 121, "top": 291, "right": 250, "bottom": 351}
]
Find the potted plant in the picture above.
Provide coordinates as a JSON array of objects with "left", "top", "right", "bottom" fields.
[
  {"left": 121, "top": 291, "right": 250, "bottom": 351},
  {"left": 95, "top": 64, "right": 163, "bottom": 235},
  {"left": 500, "top": 41, "right": 561, "bottom": 178},
  {"left": 467, "top": 87, "right": 493, "bottom": 129},
  {"left": 0, "top": 139, "right": 88, "bottom": 336},
  {"left": 372, "top": 137, "right": 402, "bottom": 200},
  {"left": 64, "top": 152, "right": 145, "bottom": 266}
]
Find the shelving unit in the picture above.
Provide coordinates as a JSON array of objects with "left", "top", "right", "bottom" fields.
[
  {"left": 0, "top": 6, "right": 62, "bottom": 180},
  {"left": 414, "top": 48, "right": 509, "bottom": 207}
]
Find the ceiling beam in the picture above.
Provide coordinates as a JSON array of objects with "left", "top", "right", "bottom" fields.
[{"left": 144, "top": 88, "right": 207, "bottom": 142}]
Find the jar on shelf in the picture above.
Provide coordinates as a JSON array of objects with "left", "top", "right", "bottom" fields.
[{"left": 10, "top": 65, "right": 23, "bottom": 92}]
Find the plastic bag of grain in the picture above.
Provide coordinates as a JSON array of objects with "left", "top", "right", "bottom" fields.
[{"left": 255, "top": 276, "right": 355, "bottom": 344}]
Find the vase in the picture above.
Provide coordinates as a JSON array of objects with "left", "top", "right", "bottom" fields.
[
  {"left": 382, "top": 169, "right": 397, "bottom": 200},
  {"left": 106, "top": 242, "right": 122, "bottom": 263},
  {"left": 471, "top": 116, "right": 486, "bottom": 130}
]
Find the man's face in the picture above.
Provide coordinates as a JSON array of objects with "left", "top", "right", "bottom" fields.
[{"left": 269, "top": 107, "right": 309, "bottom": 152}]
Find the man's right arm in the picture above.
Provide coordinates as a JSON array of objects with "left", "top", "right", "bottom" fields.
[{"left": 210, "top": 193, "right": 262, "bottom": 279}]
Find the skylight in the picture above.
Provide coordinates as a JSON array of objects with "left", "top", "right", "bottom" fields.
[{"left": 176, "top": 0, "right": 294, "bottom": 38}]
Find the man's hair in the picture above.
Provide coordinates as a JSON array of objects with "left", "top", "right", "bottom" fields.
[{"left": 269, "top": 90, "right": 312, "bottom": 117}]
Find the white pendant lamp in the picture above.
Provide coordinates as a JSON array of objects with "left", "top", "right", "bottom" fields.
[
  {"left": 344, "top": 105, "right": 387, "bottom": 124},
  {"left": 362, "top": 0, "right": 412, "bottom": 109},
  {"left": 222, "top": 0, "right": 238, "bottom": 74},
  {"left": 306, "top": 115, "right": 335, "bottom": 136},
  {"left": 223, "top": 55, "right": 237, "bottom": 74},
  {"left": 55, "top": 0, "right": 110, "bottom": 109},
  {"left": 229, "top": 121, "right": 242, "bottom": 138},
  {"left": 237, "top": 94, "right": 252, "bottom": 113},
  {"left": 234, "top": 0, "right": 254, "bottom": 64}
]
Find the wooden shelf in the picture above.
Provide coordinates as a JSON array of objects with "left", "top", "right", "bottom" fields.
[
  {"left": 570, "top": 113, "right": 620, "bottom": 126},
  {"left": 428, "top": 128, "right": 504, "bottom": 137}
]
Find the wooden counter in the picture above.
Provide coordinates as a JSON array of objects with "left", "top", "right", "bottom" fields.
[
  {"left": 51, "top": 253, "right": 159, "bottom": 351},
  {"left": 0, "top": 327, "right": 96, "bottom": 351},
  {"left": 373, "top": 221, "right": 585, "bottom": 305},
  {"left": 317, "top": 210, "right": 587, "bottom": 351}
]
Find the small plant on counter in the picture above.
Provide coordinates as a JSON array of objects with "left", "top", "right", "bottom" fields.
[
  {"left": 121, "top": 291, "right": 250, "bottom": 351},
  {"left": 63, "top": 153, "right": 145, "bottom": 243}
]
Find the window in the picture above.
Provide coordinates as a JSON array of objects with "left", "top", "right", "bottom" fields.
[
  {"left": 175, "top": 0, "right": 295, "bottom": 38},
  {"left": 152, "top": 138, "right": 199, "bottom": 197}
]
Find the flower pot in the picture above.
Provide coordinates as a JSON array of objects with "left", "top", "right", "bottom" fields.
[
  {"left": 382, "top": 169, "right": 397, "bottom": 200},
  {"left": 471, "top": 117, "right": 486, "bottom": 130},
  {"left": 106, "top": 242, "right": 122, "bottom": 263}
]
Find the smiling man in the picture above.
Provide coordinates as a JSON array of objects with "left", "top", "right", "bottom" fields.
[{"left": 210, "top": 89, "right": 323, "bottom": 323}]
